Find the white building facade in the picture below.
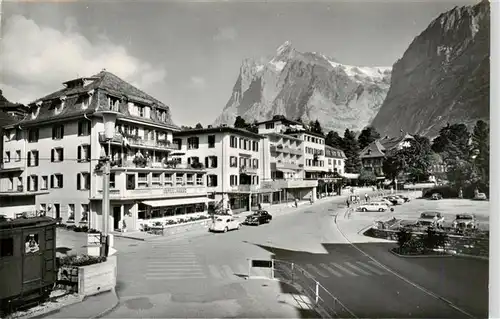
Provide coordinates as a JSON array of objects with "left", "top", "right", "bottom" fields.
[
  {"left": 0, "top": 71, "right": 209, "bottom": 231},
  {"left": 256, "top": 117, "right": 318, "bottom": 203},
  {"left": 173, "top": 127, "right": 275, "bottom": 213}
]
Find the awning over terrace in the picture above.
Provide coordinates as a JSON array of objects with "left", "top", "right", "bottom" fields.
[{"left": 142, "top": 197, "right": 214, "bottom": 208}]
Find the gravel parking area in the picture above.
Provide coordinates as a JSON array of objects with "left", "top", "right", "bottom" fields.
[{"left": 389, "top": 198, "right": 489, "bottom": 230}]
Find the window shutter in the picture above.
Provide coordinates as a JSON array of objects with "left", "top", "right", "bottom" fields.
[
  {"left": 27, "top": 176, "right": 31, "bottom": 191},
  {"left": 77, "top": 146, "right": 81, "bottom": 160},
  {"left": 77, "top": 174, "right": 81, "bottom": 190},
  {"left": 60, "top": 175, "right": 63, "bottom": 188},
  {"left": 50, "top": 175, "right": 54, "bottom": 188},
  {"left": 213, "top": 157, "right": 217, "bottom": 168},
  {"left": 188, "top": 157, "right": 191, "bottom": 165},
  {"left": 60, "top": 149, "right": 64, "bottom": 161},
  {"left": 206, "top": 175, "right": 210, "bottom": 187},
  {"left": 28, "top": 152, "right": 32, "bottom": 166},
  {"left": 85, "top": 174, "right": 90, "bottom": 190},
  {"left": 205, "top": 157, "right": 209, "bottom": 168},
  {"left": 51, "top": 149, "right": 55, "bottom": 162},
  {"left": 35, "top": 153, "right": 39, "bottom": 166},
  {"left": 214, "top": 176, "right": 218, "bottom": 187}
]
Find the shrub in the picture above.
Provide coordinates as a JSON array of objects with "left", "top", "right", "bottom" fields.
[
  {"left": 58, "top": 254, "right": 107, "bottom": 268},
  {"left": 397, "top": 228, "right": 413, "bottom": 249},
  {"left": 423, "top": 228, "right": 448, "bottom": 250}
]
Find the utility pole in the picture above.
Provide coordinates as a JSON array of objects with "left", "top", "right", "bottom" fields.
[{"left": 101, "top": 140, "right": 111, "bottom": 257}]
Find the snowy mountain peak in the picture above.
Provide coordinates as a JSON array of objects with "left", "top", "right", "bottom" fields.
[
  {"left": 276, "top": 41, "right": 292, "bottom": 55},
  {"left": 214, "top": 42, "right": 392, "bottom": 133}
]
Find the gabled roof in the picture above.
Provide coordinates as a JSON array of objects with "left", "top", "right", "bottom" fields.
[
  {"left": 173, "top": 126, "right": 264, "bottom": 139},
  {"left": 255, "top": 116, "right": 303, "bottom": 127},
  {"left": 6, "top": 70, "right": 179, "bottom": 130},
  {"left": 360, "top": 134, "right": 414, "bottom": 159},
  {"left": 0, "top": 111, "right": 17, "bottom": 128}
]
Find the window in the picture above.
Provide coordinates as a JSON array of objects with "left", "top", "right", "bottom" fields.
[
  {"left": 52, "top": 125, "right": 64, "bottom": 140},
  {"left": 27, "top": 175, "right": 38, "bottom": 191},
  {"left": 15, "top": 150, "right": 21, "bottom": 162},
  {"left": 164, "top": 174, "right": 173, "bottom": 186},
  {"left": 77, "top": 145, "right": 90, "bottom": 162},
  {"left": 187, "top": 137, "right": 199, "bottom": 149},
  {"left": 173, "top": 138, "right": 182, "bottom": 150},
  {"left": 109, "top": 173, "right": 116, "bottom": 188},
  {"left": 265, "top": 123, "right": 275, "bottom": 129},
  {"left": 207, "top": 175, "right": 218, "bottom": 187},
  {"left": 51, "top": 174, "right": 63, "bottom": 189},
  {"left": 252, "top": 175, "right": 259, "bottom": 185},
  {"left": 208, "top": 135, "right": 215, "bottom": 148},
  {"left": 239, "top": 157, "right": 245, "bottom": 167},
  {"left": 138, "top": 106, "right": 145, "bottom": 117},
  {"left": 81, "top": 204, "right": 89, "bottom": 222},
  {"left": 230, "top": 175, "right": 238, "bottom": 186},
  {"left": 4, "top": 151, "right": 10, "bottom": 163},
  {"left": 78, "top": 120, "right": 91, "bottom": 136},
  {"left": 40, "top": 203, "right": 47, "bottom": 213},
  {"left": 68, "top": 204, "right": 75, "bottom": 221},
  {"left": 108, "top": 96, "right": 120, "bottom": 111},
  {"left": 252, "top": 141, "right": 259, "bottom": 152},
  {"left": 205, "top": 156, "right": 218, "bottom": 168},
  {"left": 0, "top": 238, "right": 14, "bottom": 257},
  {"left": 41, "top": 176, "right": 48, "bottom": 190},
  {"left": 27, "top": 151, "right": 39, "bottom": 167},
  {"left": 239, "top": 138, "right": 243, "bottom": 149},
  {"left": 253, "top": 159, "right": 259, "bottom": 169},
  {"left": 187, "top": 157, "right": 200, "bottom": 165},
  {"left": 152, "top": 173, "right": 161, "bottom": 186},
  {"left": 229, "top": 156, "right": 238, "bottom": 167},
  {"left": 28, "top": 129, "right": 39, "bottom": 143},
  {"left": 51, "top": 148, "right": 64, "bottom": 162},
  {"left": 77, "top": 172, "right": 90, "bottom": 190},
  {"left": 230, "top": 136, "right": 237, "bottom": 148}
]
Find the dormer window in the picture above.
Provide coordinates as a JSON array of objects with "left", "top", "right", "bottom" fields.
[
  {"left": 82, "top": 90, "right": 94, "bottom": 110},
  {"left": 55, "top": 96, "right": 66, "bottom": 115},
  {"left": 138, "top": 106, "right": 145, "bottom": 117},
  {"left": 31, "top": 102, "right": 42, "bottom": 120},
  {"left": 108, "top": 96, "right": 120, "bottom": 112}
]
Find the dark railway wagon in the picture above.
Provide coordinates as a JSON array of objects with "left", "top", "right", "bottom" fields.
[{"left": 0, "top": 216, "right": 57, "bottom": 314}]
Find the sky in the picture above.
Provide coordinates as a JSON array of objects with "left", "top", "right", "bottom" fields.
[{"left": 0, "top": 0, "right": 476, "bottom": 127}]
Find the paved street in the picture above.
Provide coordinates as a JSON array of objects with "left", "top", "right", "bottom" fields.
[{"left": 106, "top": 191, "right": 488, "bottom": 318}]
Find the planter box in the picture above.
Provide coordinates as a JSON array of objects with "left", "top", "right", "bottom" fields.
[{"left": 78, "top": 255, "right": 117, "bottom": 297}]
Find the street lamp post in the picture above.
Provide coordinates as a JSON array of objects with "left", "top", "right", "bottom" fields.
[{"left": 95, "top": 110, "right": 119, "bottom": 257}]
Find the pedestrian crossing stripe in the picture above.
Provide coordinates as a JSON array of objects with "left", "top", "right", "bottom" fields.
[
  {"left": 330, "top": 263, "right": 358, "bottom": 276},
  {"left": 305, "top": 264, "right": 329, "bottom": 278},
  {"left": 344, "top": 261, "right": 371, "bottom": 275},
  {"left": 361, "top": 261, "right": 387, "bottom": 275},
  {"left": 319, "top": 263, "right": 343, "bottom": 278}
]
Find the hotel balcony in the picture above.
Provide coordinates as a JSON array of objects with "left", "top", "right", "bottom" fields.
[
  {"left": 0, "top": 161, "right": 25, "bottom": 173},
  {"left": 270, "top": 145, "right": 302, "bottom": 156},
  {"left": 275, "top": 161, "right": 301, "bottom": 170},
  {"left": 99, "top": 132, "right": 175, "bottom": 151},
  {"left": 260, "top": 178, "right": 318, "bottom": 190},
  {"left": 239, "top": 166, "right": 258, "bottom": 175},
  {"left": 115, "top": 159, "right": 205, "bottom": 172},
  {"left": 230, "top": 184, "right": 260, "bottom": 192}
]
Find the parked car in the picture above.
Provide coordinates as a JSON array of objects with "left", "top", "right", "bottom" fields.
[
  {"left": 474, "top": 193, "right": 487, "bottom": 200},
  {"left": 395, "top": 194, "right": 410, "bottom": 202},
  {"left": 209, "top": 217, "right": 241, "bottom": 232},
  {"left": 431, "top": 193, "right": 443, "bottom": 200},
  {"left": 357, "top": 202, "right": 389, "bottom": 212},
  {"left": 452, "top": 214, "right": 478, "bottom": 230},
  {"left": 417, "top": 211, "right": 444, "bottom": 228},
  {"left": 383, "top": 196, "right": 404, "bottom": 205},
  {"left": 244, "top": 210, "right": 272, "bottom": 226}
]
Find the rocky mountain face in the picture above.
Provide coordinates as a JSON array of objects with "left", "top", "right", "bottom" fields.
[
  {"left": 213, "top": 41, "right": 392, "bottom": 133},
  {"left": 371, "top": 1, "right": 490, "bottom": 138}
]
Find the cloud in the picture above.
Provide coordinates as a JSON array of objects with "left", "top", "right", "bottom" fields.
[
  {"left": 0, "top": 15, "right": 167, "bottom": 104},
  {"left": 213, "top": 26, "right": 238, "bottom": 42},
  {"left": 189, "top": 76, "right": 206, "bottom": 90}
]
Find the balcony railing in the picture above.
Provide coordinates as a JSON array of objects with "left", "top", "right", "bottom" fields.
[
  {"left": 99, "top": 132, "right": 173, "bottom": 149},
  {"left": 260, "top": 179, "right": 318, "bottom": 190},
  {"left": 276, "top": 161, "right": 300, "bottom": 170},
  {"left": 240, "top": 166, "right": 258, "bottom": 175},
  {"left": 231, "top": 184, "right": 259, "bottom": 192},
  {"left": 112, "top": 159, "right": 204, "bottom": 171},
  {"left": 271, "top": 145, "right": 302, "bottom": 155}
]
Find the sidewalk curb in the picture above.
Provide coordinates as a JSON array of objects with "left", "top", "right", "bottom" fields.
[
  {"left": 27, "top": 295, "right": 85, "bottom": 319},
  {"left": 113, "top": 234, "right": 145, "bottom": 241},
  {"left": 389, "top": 248, "right": 455, "bottom": 259},
  {"left": 90, "top": 289, "right": 120, "bottom": 319}
]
